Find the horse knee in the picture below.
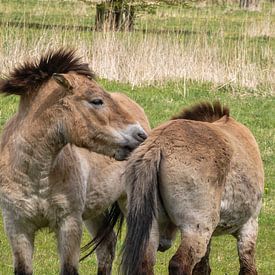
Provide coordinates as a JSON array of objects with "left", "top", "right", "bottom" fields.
[
  {"left": 96, "top": 233, "right": 117, "bottom": 275},
  {"left": 138, "top": 240, "right": 157, "bottom": 275},
  {"left": 14, "top": 264, "right": 33, "bottom": 275},
  {"left": 12, "top": 249, "right": 33, "bottom": 275},
  {"left": 192, "top": 240, "right": 212, "bottom": 275},
  {"left": 61, "top": 264, "right": 79, "bottom": 275},
  {"left": 235, "top": 218, "right": 258, "bottom": 275},
  {"left": 5, "top": 221, "right": 35, "bottom": 275},
  {"left": 57, "top": 216, "right": 82, "bottom": 274},
  {"left": 239, "top": 266, "right": 257, "bottom": 275},
  {"left": 169, "top": 255, "right": 190, "bottom": 275},
  {"left": 192, "top": 262, "right": 211, "bottom": 275},
  {"left": 169, "top": 230, "right": 211, "bottom": 275},
  {"left": 140, "top": 258, "right": 155, "bottom": 275},
  {"left": 97, "top": 268, "right": 108, "bottom": 275},
  {"left": 104, "top": 230, "right": 117, "bottom": 260}
]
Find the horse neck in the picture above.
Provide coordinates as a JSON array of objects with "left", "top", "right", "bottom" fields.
[{"left": 9, "top": 104, "right": 68, "bottom": 181}]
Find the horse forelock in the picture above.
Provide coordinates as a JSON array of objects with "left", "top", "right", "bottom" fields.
[
  {"left": 0, "top": 48, "right": 95, "bottom": 96},
  {"left": 171, "top": 101, "right": 230, "bottom": 123}
]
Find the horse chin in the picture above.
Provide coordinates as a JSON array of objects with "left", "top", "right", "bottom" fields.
[{"left": 114, "top": 146, "right": 133, "bottom": 161}]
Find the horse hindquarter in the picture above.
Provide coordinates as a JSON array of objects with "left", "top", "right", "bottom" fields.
[{"left": 158, "top": 121, "right": 233, "bottom": 274}]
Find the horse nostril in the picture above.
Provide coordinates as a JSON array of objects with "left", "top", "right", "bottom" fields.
[{"left": 137, "top": 132, "right": 148, "bottom": 141}]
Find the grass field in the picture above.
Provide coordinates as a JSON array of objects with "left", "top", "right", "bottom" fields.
[
  {"left": 0, "top": 0, "right": 274, "bottom": 90},
  {"left": 0, "top": 0, "right": 274, "bottom": 274}
]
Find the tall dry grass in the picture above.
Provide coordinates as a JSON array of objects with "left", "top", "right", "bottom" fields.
[{"left": 0, "top": 2, "right": 274, "bottom": 94}]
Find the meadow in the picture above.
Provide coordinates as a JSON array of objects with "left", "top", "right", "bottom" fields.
[{"left": 0, "top": 0, "right": 274, "bottom": 274}]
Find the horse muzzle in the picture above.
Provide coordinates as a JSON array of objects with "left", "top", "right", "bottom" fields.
[{"left": 114, "top": 124, "right": 148, "bottom": 160}]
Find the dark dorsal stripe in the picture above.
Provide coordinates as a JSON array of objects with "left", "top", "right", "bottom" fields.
[
  {"left": 171, "top": 101, "right": 230, "bottom": 123},
  {"left": 0, "top": 48, "right": 95, "bottom": 96}
]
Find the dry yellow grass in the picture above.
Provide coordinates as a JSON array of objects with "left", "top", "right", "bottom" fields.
[{"left": 0, "top": 1, "right": 274, "bottom": 94}]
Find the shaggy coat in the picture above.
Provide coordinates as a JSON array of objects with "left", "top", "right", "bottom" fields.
[
  {"left": 122, "top": 102, "right": 264, "bottom": 275},
  {"left": 0, "top": 49, "right": 148, "bottom": 275}
]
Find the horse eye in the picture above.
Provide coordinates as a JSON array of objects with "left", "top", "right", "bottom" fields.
[{"left": 89, "top": 99, "right": 104, "bottom": 106}]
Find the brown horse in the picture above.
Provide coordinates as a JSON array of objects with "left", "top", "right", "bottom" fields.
[
  {"left": 81, "top": 92, "right": 151, "bottom": 274},
  {"left": 0, "top": 49, "right": 147, "bottom": 275},
  {"left": 121, "top": 102, "right": 264, "bottom": 275}
]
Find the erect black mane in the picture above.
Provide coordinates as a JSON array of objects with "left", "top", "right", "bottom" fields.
[
  {"left": 0, "top": 48, "right": 95, "bottom": 96},
  {"left": 171, "top": 101, "right": 230, "bottom": 123}
]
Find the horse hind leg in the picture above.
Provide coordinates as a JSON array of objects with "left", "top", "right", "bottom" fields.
[
  {"left": 234, "top": 218, "right": 259, "bottom": 275},
  {"left": 56, "top": 215, "right": 83, "bottom": 275},
  {"left": 3, "top": 213, "right": 35, "bottom": 275},
  {"left": 165, "top": 192, "right": 219, "bottom": 274},
  {"left": 192, "top": 239, "right": 212, "bottom": 275},
  {"left": 84, "top": 215, "right": 117, "bottom": 275},
  {"left": 163, "top": 185, "right": 221, "bottom": 274},
  {"left": 168, "top": 229, "right": 213, "bottom": 275}
]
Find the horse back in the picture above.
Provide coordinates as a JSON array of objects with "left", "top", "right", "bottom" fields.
[{"left": 157, "top": 119, "right": 233, "bottom": 185}]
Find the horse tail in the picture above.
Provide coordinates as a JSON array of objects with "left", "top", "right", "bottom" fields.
[
  {"left": 80, "top": 201, "right": 124, "bottom": 261},
  {"left": 121, "top": 144, "right": 162, "bottom": 275}
]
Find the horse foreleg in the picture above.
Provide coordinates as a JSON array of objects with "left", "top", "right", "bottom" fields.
[
  {"left": 84, "top": 215, "right": 117, "bottom": 275},
  {"left": 192, "top": 239, "right": 212, "bottom": 275},
  {"left": 234, "top": 218, "right": 259, "bottom": 275},
  {"left": 56, "top": 215, "right": 82, "bottom": 275},
  {"left": 3, "top": 213, "right": 35, "bottom": 275}
]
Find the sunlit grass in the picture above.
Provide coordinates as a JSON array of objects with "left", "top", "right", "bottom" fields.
[
  {"left": 0, "top": 80, "right": 274, "bottom": 274},
  {"left": 0, "top": 0, "right": 274, "bottom": 274}
]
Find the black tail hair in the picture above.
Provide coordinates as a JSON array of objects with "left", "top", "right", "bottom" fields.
[
  {"left": 80, "top": 202, "right": 124, "bottom": 261},
  {"left": 121, "top": 145, "right": 161, "bottom": 275}
]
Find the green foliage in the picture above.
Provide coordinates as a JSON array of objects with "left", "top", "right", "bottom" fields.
[{"left": 1, "top": 80, "right": 274, "bottom": 274}]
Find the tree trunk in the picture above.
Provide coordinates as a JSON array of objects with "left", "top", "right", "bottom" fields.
[
  {"left": 95, "top": 2, "right": 135, "bottom": 31},
  {"left": 240, "top": 0, "right": 260, "bottom": 8}
]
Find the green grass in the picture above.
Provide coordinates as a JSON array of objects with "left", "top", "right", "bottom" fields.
[
  {"left": 0, "top": 80, "right": 274, "bottom": 274},
  {"left": 0, "top": 0, "right": 274, "bottom": 273},
  {"left": 1, "top": 1, "right": 274, "bottom": 44},
  {"left": 0, "top": 0, "right": 95, "bottom": 28}
]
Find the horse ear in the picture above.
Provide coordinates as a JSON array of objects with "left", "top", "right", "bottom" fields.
[{"left": 52, "top": 73, "right": 73, "bottom": 91}]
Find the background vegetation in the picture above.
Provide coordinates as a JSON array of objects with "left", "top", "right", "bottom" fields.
[{"left": 0, "top": 0, "right": 274, "bottom": 274}]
